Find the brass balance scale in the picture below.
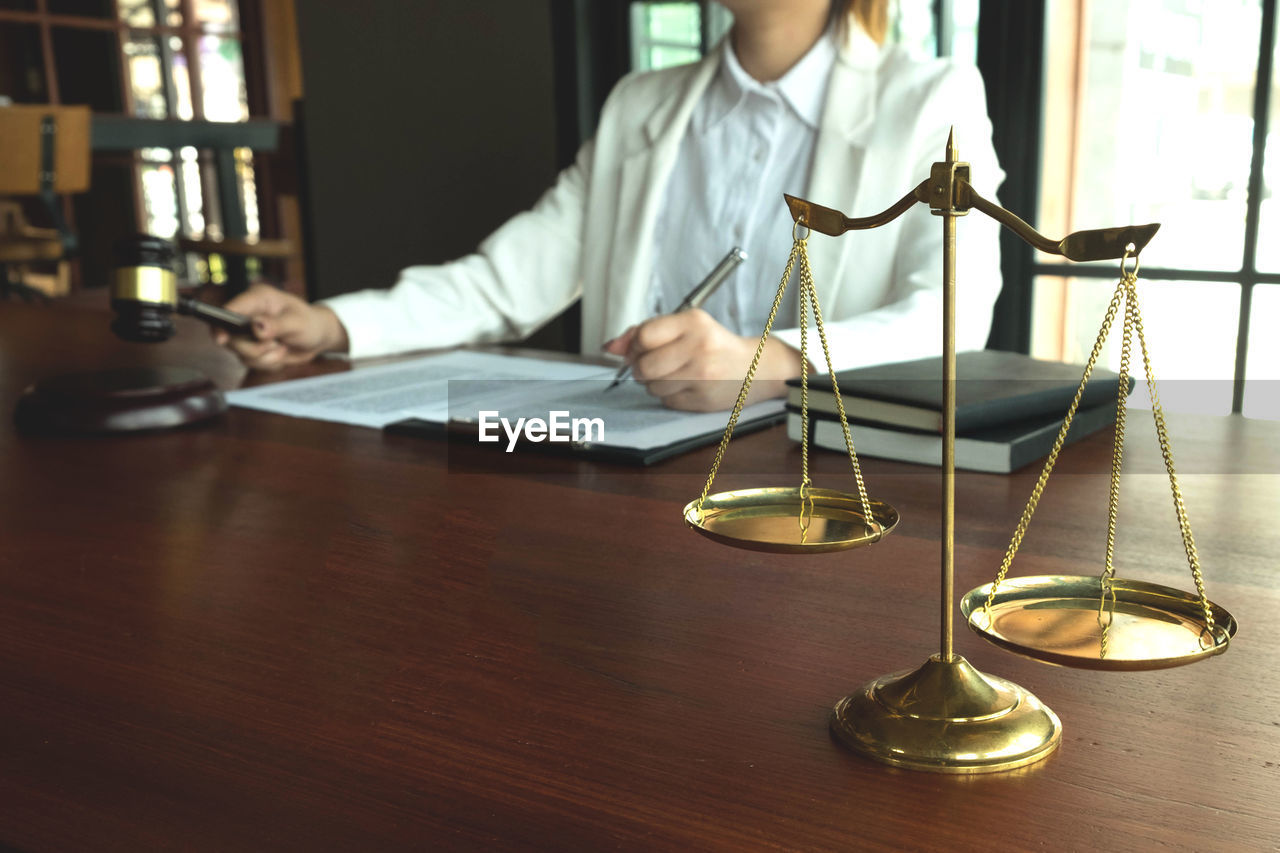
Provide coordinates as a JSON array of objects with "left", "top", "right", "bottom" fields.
[{"left": 682, "top": 132, "right": 1238, "bottom": 774}]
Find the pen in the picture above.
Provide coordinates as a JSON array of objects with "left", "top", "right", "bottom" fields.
[
  {"left": 605, "top": 246, "right": 747, "bottom": 391},
  {"left": 178, "top": 296, "right": 259, "bottom": 339}
]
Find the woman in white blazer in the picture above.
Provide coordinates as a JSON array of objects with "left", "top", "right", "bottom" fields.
[{"left": 219, "top": 0, "right": 1003, "bottom": 412}]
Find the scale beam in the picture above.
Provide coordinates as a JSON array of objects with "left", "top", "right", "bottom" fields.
[
  {"left": 962, "top": 183, "right": 1160, "bottom": 261},
  {"left": 783, "top": 182, "right": 928, "bottom": 236},
  {"left": 784, "top": 182, "right": 1160, "bottom": 262}
]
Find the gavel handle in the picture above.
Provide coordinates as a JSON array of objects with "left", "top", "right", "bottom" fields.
[{"left": 177, "top": 296, "right": 259, "bottom": 340}]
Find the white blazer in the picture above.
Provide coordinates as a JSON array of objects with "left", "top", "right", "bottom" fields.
[{"left": 324, "top": 27, "right": 1005, "bottom": 372}]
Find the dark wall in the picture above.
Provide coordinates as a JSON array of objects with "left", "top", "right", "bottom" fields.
[
  {"left": 296, "top": 0, "right": 562, "bottom": 301},
  {"left": 977, "top": 0, "right": 1044, "bottom": 353}
]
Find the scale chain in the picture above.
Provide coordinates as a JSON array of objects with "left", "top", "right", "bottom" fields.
[
  {"left": 984, "top": 276, "right": 1128, "bottom": 616},
  {"left": 695, "top": 237, "right": 802, "bottom": 515},
  {"left": 798, "top": 250, "right": 814, "bottom": 543},
  {"left": 1098, "top": 286, "right": 1137, "bottom": 657},
  {"left": 799, "top": 245, "right": 873, "bottom": 527},
  {"left": 1103, "top": 293, "right": 1135, "bottom": 581},
  {"left": 1124, "top": 276, "right": 1216, "bottom": 640}
]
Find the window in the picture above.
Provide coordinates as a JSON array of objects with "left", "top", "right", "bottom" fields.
[
  {"left": 629, "top": 1, "right": 731, "bottom": 72},
  {"left": 896, "top": 0, "right": 980, "bottom": 61},
  {"left": 1032, "top": 0, "right": 1278, "bottom": 417}
]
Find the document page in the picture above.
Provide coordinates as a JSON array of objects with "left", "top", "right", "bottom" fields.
[
  {"left": 432, "top": 379, "right": 783, "bottom": 451},
  {"left": 227, "top": 349, "right": 783, "bottom": 455},
  {"left": 225, "top": 350, "right": 612, "bottom": 428}
]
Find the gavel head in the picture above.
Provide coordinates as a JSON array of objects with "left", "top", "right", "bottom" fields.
[{"left": 110, "top": 234, "right": 180, "bottom": 343}]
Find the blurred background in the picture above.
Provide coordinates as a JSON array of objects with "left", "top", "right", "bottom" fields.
[{"left": 0, "top": 0, "right": 1275, "bottom": 417}]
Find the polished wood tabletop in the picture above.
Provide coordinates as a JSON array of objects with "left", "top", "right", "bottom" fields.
[{"left": 0, "top": 301, "right": 1277, "bottom": 851}]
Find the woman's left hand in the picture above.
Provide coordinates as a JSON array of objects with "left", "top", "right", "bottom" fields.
[{"left": 602, "top": 308, "right": 804, "bottom": 411}]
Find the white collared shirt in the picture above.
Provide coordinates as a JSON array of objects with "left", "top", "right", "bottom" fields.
[{"left": 648, "top": 30, "right": 837, "bottom": 337}]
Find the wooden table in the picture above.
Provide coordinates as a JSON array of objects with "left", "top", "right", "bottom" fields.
[{"left": 0, "top": 301, "right": 1276, "bottom": 851}]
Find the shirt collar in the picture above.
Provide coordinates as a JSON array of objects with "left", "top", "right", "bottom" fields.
[{"left": 707, "top": 27, "right": 836, "bottom": 131}]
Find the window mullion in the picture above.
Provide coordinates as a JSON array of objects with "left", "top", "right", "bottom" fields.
[
  {"left": 1233, "top": 0, "right": 1277, "bottom": 412},
  {"left": 934, "top": 0, "right": 954, "bottom": 57}
]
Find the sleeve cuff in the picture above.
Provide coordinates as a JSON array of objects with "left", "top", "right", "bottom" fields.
[{"left": 319, "top": 292, "right": 396, "bottom": 360}]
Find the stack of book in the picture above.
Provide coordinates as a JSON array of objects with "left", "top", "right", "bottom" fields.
[{"left": 785, "top": 350, "right": 1130, "bottom": 474}]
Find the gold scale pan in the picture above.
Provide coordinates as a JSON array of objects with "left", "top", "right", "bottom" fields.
[{"left": 684, "top": 131, "right": 1237, "bottom": 774}]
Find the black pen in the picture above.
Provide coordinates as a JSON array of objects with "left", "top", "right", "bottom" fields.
[
  {"left": 178, "top": 296, "right": 259, "bottom": 339},
  {"left": 605, "top": 246, "right": 747, "bottom": 391}
]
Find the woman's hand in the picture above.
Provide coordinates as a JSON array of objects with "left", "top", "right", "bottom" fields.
[
  {"left": 603, "top": 308, "right": 804, "bottom": 411},
  {"left": 213, "top": 284, "right": 349, "bottom": 370}
]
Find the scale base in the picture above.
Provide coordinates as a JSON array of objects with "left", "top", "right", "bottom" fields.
[{"left": 830, "top": 654, "right": 1061, "bottom": 774}]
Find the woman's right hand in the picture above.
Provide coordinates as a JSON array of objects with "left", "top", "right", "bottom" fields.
[{"left": 213, "top": 283, "right": 350, "bottom": 370}]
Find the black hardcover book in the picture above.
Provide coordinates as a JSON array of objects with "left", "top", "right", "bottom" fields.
[
  {"left": 786, "top": 350, "right": 1129, "bottom": 434},
  {"left": 786, "top": 400, "right": 1118, "bottom": 474}
]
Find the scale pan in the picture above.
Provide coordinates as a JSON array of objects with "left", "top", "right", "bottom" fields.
[
  {"left": 683, "top": 486, "right": 897, "bottom": 554},
  {"left": 961, "top": 575, "right": 1236, "bottom": 671}
]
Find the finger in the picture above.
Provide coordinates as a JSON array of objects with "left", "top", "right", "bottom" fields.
[
  {"left": 251, "top": 313, "right": 295, "bottom": 345},
  {"left": 252, "top": 315, "right": 277, "bottom": 342},
  {"left": 657, "top": 385, "right": 719, "bottom": 412},
  {"left": 279, "top": 346, "right": 324, "bottom": 367},
  {"left": 212, "top": 327, "right": 228, "bottom": 346},
  {"left": 228, "top": 335, "right": 281, "bottom": 363},
  {"left": 602, "top": 325, "right": 636, "bottom": 356},
  {"left": 630, "top": 312, "right": 691, "bottom": 358},
  {"left": 246, "top": 342, "right": 289, "bottom": 371},
  {"left": 649, "top": 376, "right": 741, "bottom": 404},
  {"left": 223, "top": 283, "right": 283, "bottom": 317},
  {"left": 257, "top": 303, "right": 318, "bottom": 348},
  {"left": 632, "top": 335, "right": 695, "bottom": 383},
  {"left": 644, "top": 375, "right": 695, "bottom": 400}
]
